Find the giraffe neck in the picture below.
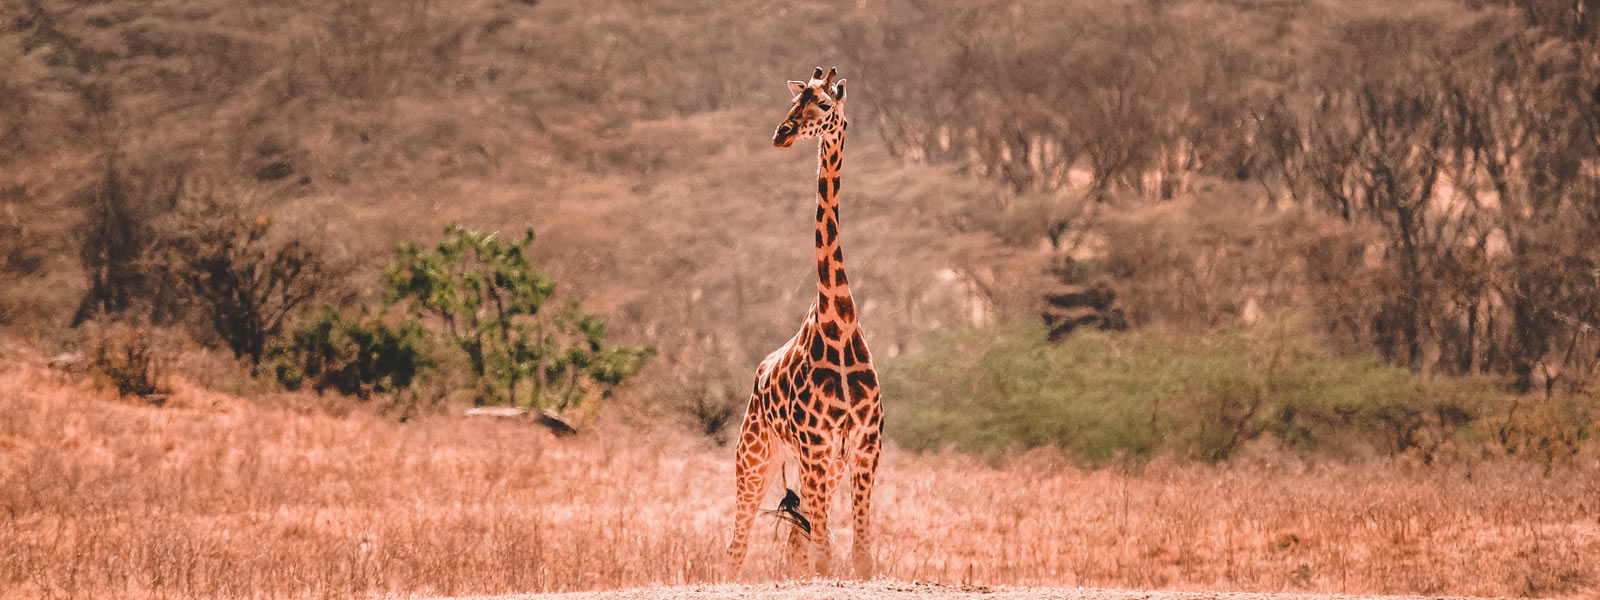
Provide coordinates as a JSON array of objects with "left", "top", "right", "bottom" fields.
[{"left": 814, "top": 124, "right": 855, "bottom": 327}]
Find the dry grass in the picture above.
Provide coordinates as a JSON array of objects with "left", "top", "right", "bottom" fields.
[{"left": 1, "top": 359, "right": 1596, "bottom": 600}]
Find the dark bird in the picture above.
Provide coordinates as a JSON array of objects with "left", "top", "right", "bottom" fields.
[{"left": 763, "top": 488, "right": 812, "bottom": 538}]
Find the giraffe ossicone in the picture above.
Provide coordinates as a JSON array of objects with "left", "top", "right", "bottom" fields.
[{"left": 727, "top": 66, "right": 883, "bottom": 580}]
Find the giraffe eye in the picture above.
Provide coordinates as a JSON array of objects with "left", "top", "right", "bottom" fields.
[{"left": 817, "top": 102, "right": 832, "bottom": 111}]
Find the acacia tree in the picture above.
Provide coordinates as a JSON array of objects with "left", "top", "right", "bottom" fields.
[
  {"left": 1257, "top": 2, "right": 1600, "bottom": 387},
  {"left": 1266, "top": 5, "right": 1487, "bottom": 371},
  {"left": 1442, "top": 12, "right": 1600, "bottom": 391},
  {"left": 384, "top": 223, "right": 653, "bottom": 409}
]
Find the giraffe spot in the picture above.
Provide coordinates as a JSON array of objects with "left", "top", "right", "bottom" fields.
[
  {"left": 814, "top": 229, "right": 824, "bottom": 248},
  {"left": 824, "top": 344, "right": 840, "bottom": 366},
  {"left": 808, "top": 390, "right": 829, "bottom": 411},
  {"left": 811, "top": 367, "right": 842, "bottom": 401},
  {"left": 817, "top": 256, "right": 831, "bottom": 284},
  {"left": 834, "top": 267, "right": 848, "bottom": 286},
  {"left": 828, "top": 405, "right": 848, "bottom": 422},
  {"left": 831, "top": 176, "right": 841, "bottom": 195},
  {"left": 833, "top": 246, "right": 843, "bottom": 262},
  {"left": 837, "top": 297, "right": 856, "bottom": 321},
  {"left": 816, "top": 205, "right": 826, "bottom": 221},
  {"left": 817, "top": 178, "right": 829, "bottom": 200},
  {"left": 847, "top": 370, "right": 878, "bottom": 404},
  {"left": 820, "top": 320, "right": 840, "bottom": 340},
  {"left": 808, "top": 334, "right": 825, "bottom": 361},
  {"left": 854, "top": 401, "right": 879, "bottom": 423},
  {"left": 802, "top": 429, "right": 824, "bottom": 446},
  {"left": 850, "top": 333, "right": 871, "bottom": 364},
  {"left": 818, "top": 294, "right": 832, "bottom": 314},
  {"left": 825, "top": 218, "right": 838, "bottom": 245}
]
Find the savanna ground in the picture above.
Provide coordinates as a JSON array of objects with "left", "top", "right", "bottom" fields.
[
  {"left": 450, "top": 580, "right": 1525, "bottom": 600},
  {"left": 4, "top": 357, "right": 1596, "bottom": 600}
]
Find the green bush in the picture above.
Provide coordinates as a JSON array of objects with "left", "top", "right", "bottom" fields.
[
  {"left": 383, "top": 223, "right": 654, "bottom": 408},
  {"left": 269, "top": 307, "right": 432, "bottom": 400},
  {"left": 883, "top": 321, "right": 1492, "bottom": 464}
]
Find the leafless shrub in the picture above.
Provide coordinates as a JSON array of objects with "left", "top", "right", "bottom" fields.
[
  {"left": 147, "top": 185, "right": 335, "bottom": 364},
  {"left": 70, "top": 153, "right": 174, "bottom": 325},
  {"left": 683, "top": 386, "right": 742, "bottom": 447},
  {"left": 84, "top": 321, "right": 168, "bottom": 399}
]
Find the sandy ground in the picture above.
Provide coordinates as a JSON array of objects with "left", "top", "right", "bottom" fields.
[{"left": 441, "top": 580, "right": 1496, "bottom": 600}]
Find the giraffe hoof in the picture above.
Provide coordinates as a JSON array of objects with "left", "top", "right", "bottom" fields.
[{"left": 850, "top": 550, "right": 876, "bottom": 579}]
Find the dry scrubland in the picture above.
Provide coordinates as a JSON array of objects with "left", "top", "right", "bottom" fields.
[
  {"left": 5, "top": 1, "right": 1600, "bottom": 599},
  {"left": 3, "top": 359, "right": 1597, "bottom": 600}
]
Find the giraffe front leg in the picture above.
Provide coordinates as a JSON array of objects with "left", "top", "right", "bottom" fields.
[
  {"left": 727, "top": 417, "right": 773, "bottom": 580},
  {"left": 849, "top": 406, "right": 883, "bottom": 578},
  {"left": 795, "top": 436, "right": 838, "bottom": 577}
]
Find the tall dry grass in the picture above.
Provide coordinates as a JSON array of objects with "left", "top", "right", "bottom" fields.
[{"left": 1, "top": 359, "right": 1596, "bottom": 599}]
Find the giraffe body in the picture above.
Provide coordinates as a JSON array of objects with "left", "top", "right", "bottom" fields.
[{"left": 727, "top": 67, "right": 883, "bottom": 579}]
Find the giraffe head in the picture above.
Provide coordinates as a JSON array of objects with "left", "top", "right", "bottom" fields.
[{"left": 773, "top": 66, "right": 847, "bottom": 148}]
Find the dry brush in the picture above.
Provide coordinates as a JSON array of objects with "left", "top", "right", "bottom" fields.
[{"left": 1, "top": 360, "right": 1596, "bottom": 599}]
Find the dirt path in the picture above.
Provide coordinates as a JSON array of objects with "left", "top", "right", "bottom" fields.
[{"left": 445, "top": 580, "right": 1492, "bottom": 600}]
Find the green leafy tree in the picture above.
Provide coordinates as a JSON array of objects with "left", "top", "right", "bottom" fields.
[{"left": 383, "top": 223, "right": 653, "bottom": 408}]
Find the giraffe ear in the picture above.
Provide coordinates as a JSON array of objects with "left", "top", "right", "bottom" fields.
[
  {"left": 832, "top": 79, "right": 846, "bottom": 102},
  {"left": 787, "top": 80, "right": 806, "bottom": 96}
]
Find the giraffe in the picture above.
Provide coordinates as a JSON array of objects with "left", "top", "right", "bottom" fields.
[{"left": 726, "top": 66, "right": 883, "bottom": 579}]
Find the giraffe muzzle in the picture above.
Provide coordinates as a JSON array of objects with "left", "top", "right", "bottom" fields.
[{"left": 773, "top": 123, "right": 797, "bottom": 148}]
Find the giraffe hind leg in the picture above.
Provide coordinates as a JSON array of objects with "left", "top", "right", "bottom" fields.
[{"left": 727, "top": 413, "right": 774, "bottom": 580}]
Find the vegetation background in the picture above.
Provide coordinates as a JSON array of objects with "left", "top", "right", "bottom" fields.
[{"left": 2, "top": 0, "right": 1599, "bottom": 597}]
